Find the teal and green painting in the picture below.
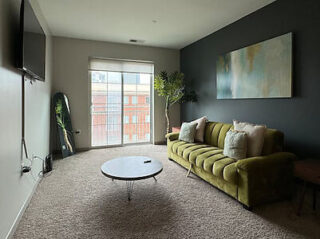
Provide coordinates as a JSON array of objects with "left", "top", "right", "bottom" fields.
[{"left": 216, "top": 33, "right": 292, "bottom": 99}]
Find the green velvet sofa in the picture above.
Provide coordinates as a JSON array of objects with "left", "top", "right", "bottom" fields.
[{"left": 166, "top": 121, "right": 296, "bottom": 209}]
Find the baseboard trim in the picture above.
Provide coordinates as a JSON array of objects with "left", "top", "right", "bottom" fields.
[
  {"left": 52, "top": 147, "right": 92, "bottom": 155},
  {"left": 6, "top": 177, "right": 41, "bottom": 239},
  {"left": 154, "top": 141, "right": 166, "bottom": 145}
]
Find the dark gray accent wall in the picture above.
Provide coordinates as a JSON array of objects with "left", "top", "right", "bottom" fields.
[{"left": 180, "top": 0, "right": 320, "bottom": 157}]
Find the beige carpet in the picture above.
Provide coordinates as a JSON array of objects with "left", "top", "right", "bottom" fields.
[{"left": 14, "top": 145, "right": 320, "bottom": 239}]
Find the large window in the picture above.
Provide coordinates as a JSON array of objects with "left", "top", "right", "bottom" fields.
[
  {"left": 89, "top": 58, "right": 153, "bottom": 146},
  {"left": 132, "top": 96, "right": 137, "bottom": 104},
  {"left": 124, "top": 96, "right": 129, "bottom": 104}
]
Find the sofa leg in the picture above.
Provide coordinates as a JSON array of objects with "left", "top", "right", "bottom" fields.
[
  {"left": 243, "top": 205, "right": 253, "bottom": 211},
  {"left": 186, "top": 163, "right": 193, "bottom": 177}
]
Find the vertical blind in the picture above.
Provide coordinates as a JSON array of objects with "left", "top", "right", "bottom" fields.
[{"left": 89, "top": 58, "right": 154, "bottom": 74}]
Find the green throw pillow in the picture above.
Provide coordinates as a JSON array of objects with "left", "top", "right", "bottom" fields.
[
  {"left": 223, "top": 130, "right": 247, "bottom": 160},
  {"left": 179, "top": 122, "right": 198, "bottom": 143}
]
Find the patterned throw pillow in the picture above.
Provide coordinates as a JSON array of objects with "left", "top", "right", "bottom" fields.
[
  {"left": 190, "top": 116, "right": 208, "bottom": 142},
  {"left": 233, "top": 120, "right": 266, "bottom": 157},
  {"left": 223, "top": 130, "right": 248, "bottom": 160},
  {"left": 179, "top": 122, "right": 198, "bottom": 143}
]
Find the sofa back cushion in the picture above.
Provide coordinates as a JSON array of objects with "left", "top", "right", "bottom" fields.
[{"left": 204, "top": 122, "right": 284, "bottom": 155}]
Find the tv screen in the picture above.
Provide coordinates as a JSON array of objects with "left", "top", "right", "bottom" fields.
[{"left": 18, "top": 0, "right": 46, "bottom": 81}]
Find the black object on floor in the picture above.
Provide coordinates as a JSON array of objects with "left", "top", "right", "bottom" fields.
[{"left": 43, "top": 154, "right": 53, "bottom": 173}]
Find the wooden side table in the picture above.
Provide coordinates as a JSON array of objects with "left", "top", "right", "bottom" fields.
[
  {"left": 294, "top": 159, "right": 320, "bottom": 215},
  {"left": 172, "top": 126, "right": 181, "bottom": 133}
]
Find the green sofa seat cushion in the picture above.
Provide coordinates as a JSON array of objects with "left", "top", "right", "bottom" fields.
[
  {"left": 167, "top": 139, "right": 177, "bottom": 152},
  {"left": 182, "top": 144, "right": 211, "bottom": 159},
  {"left": 194, "top": 149, "right": 223, "bottom": 167},
  {"left": 188, "top": 147, "right": 220, "bottom": 164},
  {"left": 171, "top": 141, "right": 189, "bottom": 154},
  {"left": 223, "top": 163, "right": 239, "bottom": 185},
  {"left": 212, "top": 158, "right": 237, "bottom": 181},
  {"left": 199, "top": 153, "right": 238, "bottom": 184},
  {"left": 177, "top": 142, "right": 197, "bottom": 156}
]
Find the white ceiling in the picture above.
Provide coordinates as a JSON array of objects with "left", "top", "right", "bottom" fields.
[{"left": 36, "top": 0, "right": 276, "bottom": 49}]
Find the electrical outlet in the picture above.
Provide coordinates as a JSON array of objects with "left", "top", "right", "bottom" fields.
[
  {"left": 21, "top": 163, "right": 31, "bottom": 175},
  {"left": 22, "top": 166, "right": 31, "bottom": 173}
]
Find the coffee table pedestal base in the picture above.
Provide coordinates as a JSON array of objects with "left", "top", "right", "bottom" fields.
[
  {"left": 124, "top": 177, "right": 157, "bottom": 201},
  {"left": 126, "top": 181, "right": 134, "bottom": 201}
]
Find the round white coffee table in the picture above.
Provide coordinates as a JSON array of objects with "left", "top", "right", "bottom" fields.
[{"left": 101, "top": 156, "right": 163, "bottom": 200}]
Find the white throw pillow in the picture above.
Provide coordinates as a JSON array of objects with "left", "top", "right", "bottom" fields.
[
  {"left": 190, "top": 116, "right": 208, "bottom": 142},
  {"left": 233, "top": 120, "right": 266, "bottom": 157}
]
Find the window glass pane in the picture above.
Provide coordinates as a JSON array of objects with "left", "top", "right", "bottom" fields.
[
  {"left": 124, "top": 134, "right": 129, "bottom": 142},
  {"left": 132, "top": 96, "right": 137, "bottom": 104},
  {"left": 91, "top": 71, "right": 121, "bottom": 146},
  {"left": 123, "top": 73, "right": 137, "bottom": 84},
  {"left": 124, "top": 96, "right": 129, "bottom": 104},
  {"left": 132, "top": 115, "right": 137, "bottom": 123},
  {"left": 108, "top": 72, "right": 121, "bottom": 84},
  {"left": 145, "top": 115, "right": 150, "bottom": 123},
  {"left": 91, "top": 68, "right": 152, "bottom": 146}
]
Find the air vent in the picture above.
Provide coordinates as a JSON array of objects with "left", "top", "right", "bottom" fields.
[{"left": 129, "top": 39, "right": 145, "bottom": 44}]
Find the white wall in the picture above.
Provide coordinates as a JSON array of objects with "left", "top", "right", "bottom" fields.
[
  {"left": 0, "top": 0, "right": 52, "bottom": 238},
  {"left": 52, "top": 37, "right": 180, "bottom": 149}
]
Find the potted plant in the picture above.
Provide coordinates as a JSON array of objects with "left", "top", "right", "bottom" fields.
[{"left": 154, "top": 71, "right": 197, "bottom": 134}]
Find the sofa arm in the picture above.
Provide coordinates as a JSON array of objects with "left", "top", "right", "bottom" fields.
[
  {"left": 165, "top": 132, "right": 179, "bottom": 141},
  {"left": 236, "top": 152, "right": 297, "bottom": 207},
  {"left": 236, "top": 152, "right": 297, "bottom": 172}
]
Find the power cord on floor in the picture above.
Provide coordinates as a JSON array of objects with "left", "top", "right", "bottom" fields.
[
  {"left": 22, "top": 155, "right": 53, "bottom": 181},
  {"left": 33, "top": 155, "right": 54, "bottom": 179}
]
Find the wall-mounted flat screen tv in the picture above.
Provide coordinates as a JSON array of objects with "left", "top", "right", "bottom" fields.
[{"left": 17, "top": 0, "right": 46, "bottom": 81}]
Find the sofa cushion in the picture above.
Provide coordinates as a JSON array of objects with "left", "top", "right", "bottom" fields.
[
  {"left": 177, "top": 143, "right": 199, "bottom": 156},
  {"left": 171, "top": 141, "right": 186, "bottom": 154},
  {"left": 179, "top": 122, "right": 198, "bottom": 143},
  {"left": 223, "top": 130, "right": 247, "bottom": 160},
  {"left": 223, "top": 163, "right": 238, "bottom": 184},
  {"left": 169, "top": 140, "right": 238, "bottom": 184},
  {"left": 170, "top": 141, "right": 207, "bottom": 158},
  {"left": 202, "top": 154, "right": 228, "bottom": 172},
  {"left": 203, "top": 156, "right": 238, "bottom": 184},
  {"left": 261, "top": 129, "right": 284, "bottom": 155},
  {"left": 212, "top": 158, "right": 236, "bottom": 177},
  {"left": 204, "top": 122, "right": 233, "bottom": 148},
  {"left": 182, "top": 144, "right": 210, "bottom": 159},
  {"left": 188, "top": 147, "right": 220, "bottom": 165},
  {"left": 194, "top": 149, "right": 223, "bottom": 167},
  {"left": 191, "top": 116, "right": 207, "bottom": 142},
  {"left": 234, "top": 120, "right": 266, "bottom": 157}
]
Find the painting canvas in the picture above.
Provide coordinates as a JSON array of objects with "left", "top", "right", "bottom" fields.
[{"left": 216, "top": 33, "right": 292, "bottom": 99}]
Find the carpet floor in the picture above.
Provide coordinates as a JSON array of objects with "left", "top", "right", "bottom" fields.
[{"left": 14, "top": 145, "right": 320, "bottom": 239}]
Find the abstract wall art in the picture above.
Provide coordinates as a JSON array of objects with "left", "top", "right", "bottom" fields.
[{"left": 216, "top": 33, "right": 292, "bottom": 99}]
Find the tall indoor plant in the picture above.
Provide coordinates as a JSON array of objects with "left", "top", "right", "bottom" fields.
[{"left": 154, "top": 71, "right": 197, "bottom": 134}]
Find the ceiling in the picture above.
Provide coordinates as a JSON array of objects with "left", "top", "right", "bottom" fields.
[{"left": 36, "top": 0, "right": 276, "bottom": 49}]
